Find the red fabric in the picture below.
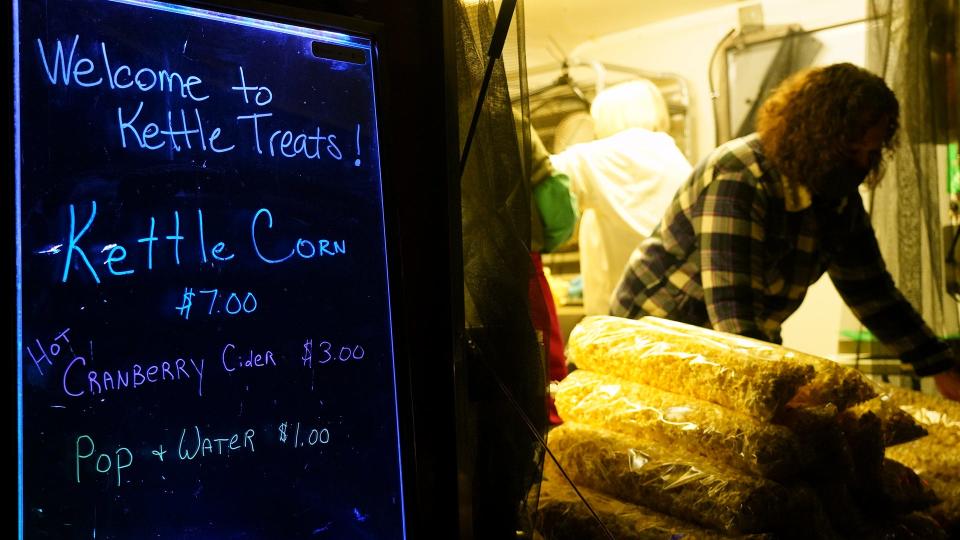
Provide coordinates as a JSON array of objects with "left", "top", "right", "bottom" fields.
[{"left": 528, "top": 252, "right": 568, "bottom": 425}]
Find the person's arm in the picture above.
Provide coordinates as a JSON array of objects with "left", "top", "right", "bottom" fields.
[
  {"left": 826, "top": 194, "right": 956, "bottom": 377},
  {"left": 698, "top": 168, "right": 770, "bottom": 340},
  {"left": 533, "top": 173, "right": 578, "bottom": 252},
  {"left": 934, "top": 367, "right": 960, "bottom": 400}
]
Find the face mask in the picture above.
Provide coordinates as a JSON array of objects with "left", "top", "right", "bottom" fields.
[{"left": 813, "top": 161, "right": 870, "bottom": 204}]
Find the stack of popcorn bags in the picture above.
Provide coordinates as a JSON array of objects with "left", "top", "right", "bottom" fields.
[
  {"left": 883, "top": 385, "right": 960, "bottom": 536},
  {"left": 535, "top": 315, "right": 959, "bottom": 539}
]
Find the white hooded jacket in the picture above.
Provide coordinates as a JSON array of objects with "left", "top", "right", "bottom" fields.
[{"left": 550, "top": 127, "right": 691, "bottom": 315}]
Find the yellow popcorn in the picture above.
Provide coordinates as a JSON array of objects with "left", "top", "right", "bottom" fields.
[
  {"left": 566, "top": 316, "right": 815, "bottom": 421},
  {"left": 554, "top": 369, "right": 809, "bottom": 479},
  {"left": 636, "top": 316, "right": 876, "bottom": 411},
  {"left": 923, "top": 475, "right": 960, "bottom": 533},
  {"left": 885, "top": 438, "right": 960, "bottom": 481},
  {"left": 546, "top": 422, "right": 794, "bottom": 534},
  {"left": 535, "top": 475, "right": 772, "bottom": 540},
  {"left": 881, "top": 384, "right": 960, "bottom": 448},
  {"left": 845, "top": 395, "right": 927, "bottom": 447},
  {"left": 876, "top": 458, "right": 940, "bottom": 512},
  {"left": 774, "top": 404, "right": 853, "bottom": 481},
  {"left": 837, "top": 405, "right": 884, "bottom": 492}
]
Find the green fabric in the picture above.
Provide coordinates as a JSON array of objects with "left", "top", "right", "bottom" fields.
[
  {"left": 839, "top": 328, "right": 877, "bottom": 341},
  {"left": 841, "top": 328, "right": 960, "bottom": 341},
  {"left": 533, "top": 172, "right": 578, "bottom": 252},
  {"left": 948, "top": 142, "right": 960, "bottom": 196}
]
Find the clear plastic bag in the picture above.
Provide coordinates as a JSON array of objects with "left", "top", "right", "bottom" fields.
[
  {"left": 535, "top": 475, "right": 750, "bottom": 540},
  {"left": 774, "top": 404, "right": 854, "bottom": 481},
  {"left": 923, "top": 475, "right": 960, "bottom": 533},
  {"left": 859, "top": 511, "right": 948, "bottom": 540},
  {"left": 636, "top": 316, "right": 877, "bottom": 411},
  {"left": 546, "top": 422, "right": 792, "bottom": 534},
  {"left": 565, "top": 316, "right": 814, "bottom": 421},
  {"left": 880, "top": 384, "right": 960, "bottom": 448},
  {"left": 808, "top": 478, "right": 867, "bottom": 536},
  {"left": 554, "top": 369, "right": 809, "bottom": 479},
  {"left": 874, "top": 458, "right": 940, "bottom": 513},
  {"left": 837, "top": 406, "right": 884, "bottom": 493},
  {"left": 885, "top": 439, "right": 960, "bottom": 482},
  {"left": 847, "top": 396, "right": 927, "bottom": 447}
]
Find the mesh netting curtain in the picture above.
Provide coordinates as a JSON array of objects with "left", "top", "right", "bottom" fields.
[
  {"left": 455, "top": 0, "right": 546, "bottom": 537},
  {"left": 867, "top": 0, "right": 960, "bottom": 343},
  {"left": 733, "top": 29, "right": 822, "bottom": 139}
]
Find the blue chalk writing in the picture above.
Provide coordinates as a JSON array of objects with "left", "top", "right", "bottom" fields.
[
  {"left": 199, "top": 288, "right": 218, "bottom": 315},
  {"left": 326, "top": 134, "right": 342, "bottom": 160},
  {"left": 37, "top": 35, "right": 209, "bottom": 101},
  {"left": 355, "top": 123, "right": 362, "bottom": 166},
  {"left": 52, "top": 203, "right": 345, "bottom": 284},
  {"left": 308, "top": 427, "right": 331, "bottom": 446},
  {"left": 117, "top": 102, "right": 163, "bottom": 150},
  {"left": 37, "top": 35, "right": 81, "bottom": 86},
  {"left": 250, "top": 208, "right": 293, "bottom": 263},
  {"left": 176, "top": 288, "right": 195, "bottom": 319},
  {"left": 207, "top": 126, "right": 235, "bottom": 153},
  {"left": 265, "top": 127, "right": 342, "bottom": 160},
  {"left": 189, "top": 289, "right": 258, "bottom": 318},
  {"left": 26, "top": 328, "right": 71, "bottom": 376},
  {"left": 177, "top": 425, "right": 255, "bottom": 460},
  {"left": 165, "top": 210, "right": 183, "bottom": 265},
  {"left": 62, "top": 201, "right": 100, "bottom": 284},
  {"left": 136, "top": 216, "right": 158, "bottom": 270},
  {"left": 220, "top": 343, "right": 275, "bottom": 373},
  {"left": 119, "top": 103, "right": 229, "bottom": 153},
  {"left": 75, "top": 435, "right": 132, "bottom": 487},
  {"left": 34, "top": 35, "right": 105, "bottom": 87},
  {"left": 231, "top": 66, "right": 272, "bottom": 106},
  {"left": 151, "top": 445, "right": 167, "bottom": 462},
  {"left": 301, "top": 338, "right": 364, "bottom": 368},
  {"left": 62, "top": 353, "right": 204, "bottom": 398},
  {"left": 210, "top": 241, "right": 234, "bottom": 261},
  {"left": 35, "top": 36, "right": 363, "bottom": 161},
  {"left": 62, "top": 356, "right": 87, "bottom": 397},
  {"left": 197, "top": 210, "right": 207, "bottom": 263},
  {"left": 302, "top": 339, "right": 313, "bottom": 367},
  {"left": 104, "top": 244, "right": 133, "bottom": 276},
  {"left": 236, "top": 112, "right": 272, "bottom": 154},
  {"left": 278, "top": 421, "right": 331, "bottom": 449},
  {"left": 225, "top": 291, "right": 256, "bottom": 314},
  {"left": 251, "top": 208, "right": 347, "bottom": 264},
  {"left": 99, "top": 42, "right": 118, "bottom": 89},
  {"left": 36, "top": 244, "right": 63, "bottom": 255},
  {"left": 236, "top": 112, "right": 347, "bottom": 161}
]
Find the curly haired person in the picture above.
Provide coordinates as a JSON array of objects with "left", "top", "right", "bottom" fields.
[{"left": 610, "top": 63, "right": 960, "bottom": 401}]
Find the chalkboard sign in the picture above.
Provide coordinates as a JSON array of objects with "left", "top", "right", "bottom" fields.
[{"left": 15, "top": 1, "right": 406, "bottom": 538}]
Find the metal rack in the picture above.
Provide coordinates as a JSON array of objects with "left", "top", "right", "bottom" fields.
[{"left": 518, "top": 58, "right": 695, "bottom": 161}]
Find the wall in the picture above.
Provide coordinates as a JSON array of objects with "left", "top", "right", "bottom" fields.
[
  {"left": 566, "top": 0, "right": 869, "bottom": 161},
  {"left": 555, "top": 0, "right": 875, "bottom": 358}
]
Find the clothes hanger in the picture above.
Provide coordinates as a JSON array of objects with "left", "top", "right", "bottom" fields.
[{"left": 527, "top": 59, "right": 592, "bottom": 109}]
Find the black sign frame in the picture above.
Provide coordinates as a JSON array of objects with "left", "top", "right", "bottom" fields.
[{"left": 13, "top": 1, "right": 418, "bottom": 538}]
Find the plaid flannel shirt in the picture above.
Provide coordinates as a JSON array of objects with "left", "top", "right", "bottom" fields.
[{"left": 611, "top": 134, "right": 954, "bottom": 376}]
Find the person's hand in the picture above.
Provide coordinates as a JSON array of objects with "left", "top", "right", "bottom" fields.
[{"left": 933, "top": 366, "right": 960, "bottom": 402}]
